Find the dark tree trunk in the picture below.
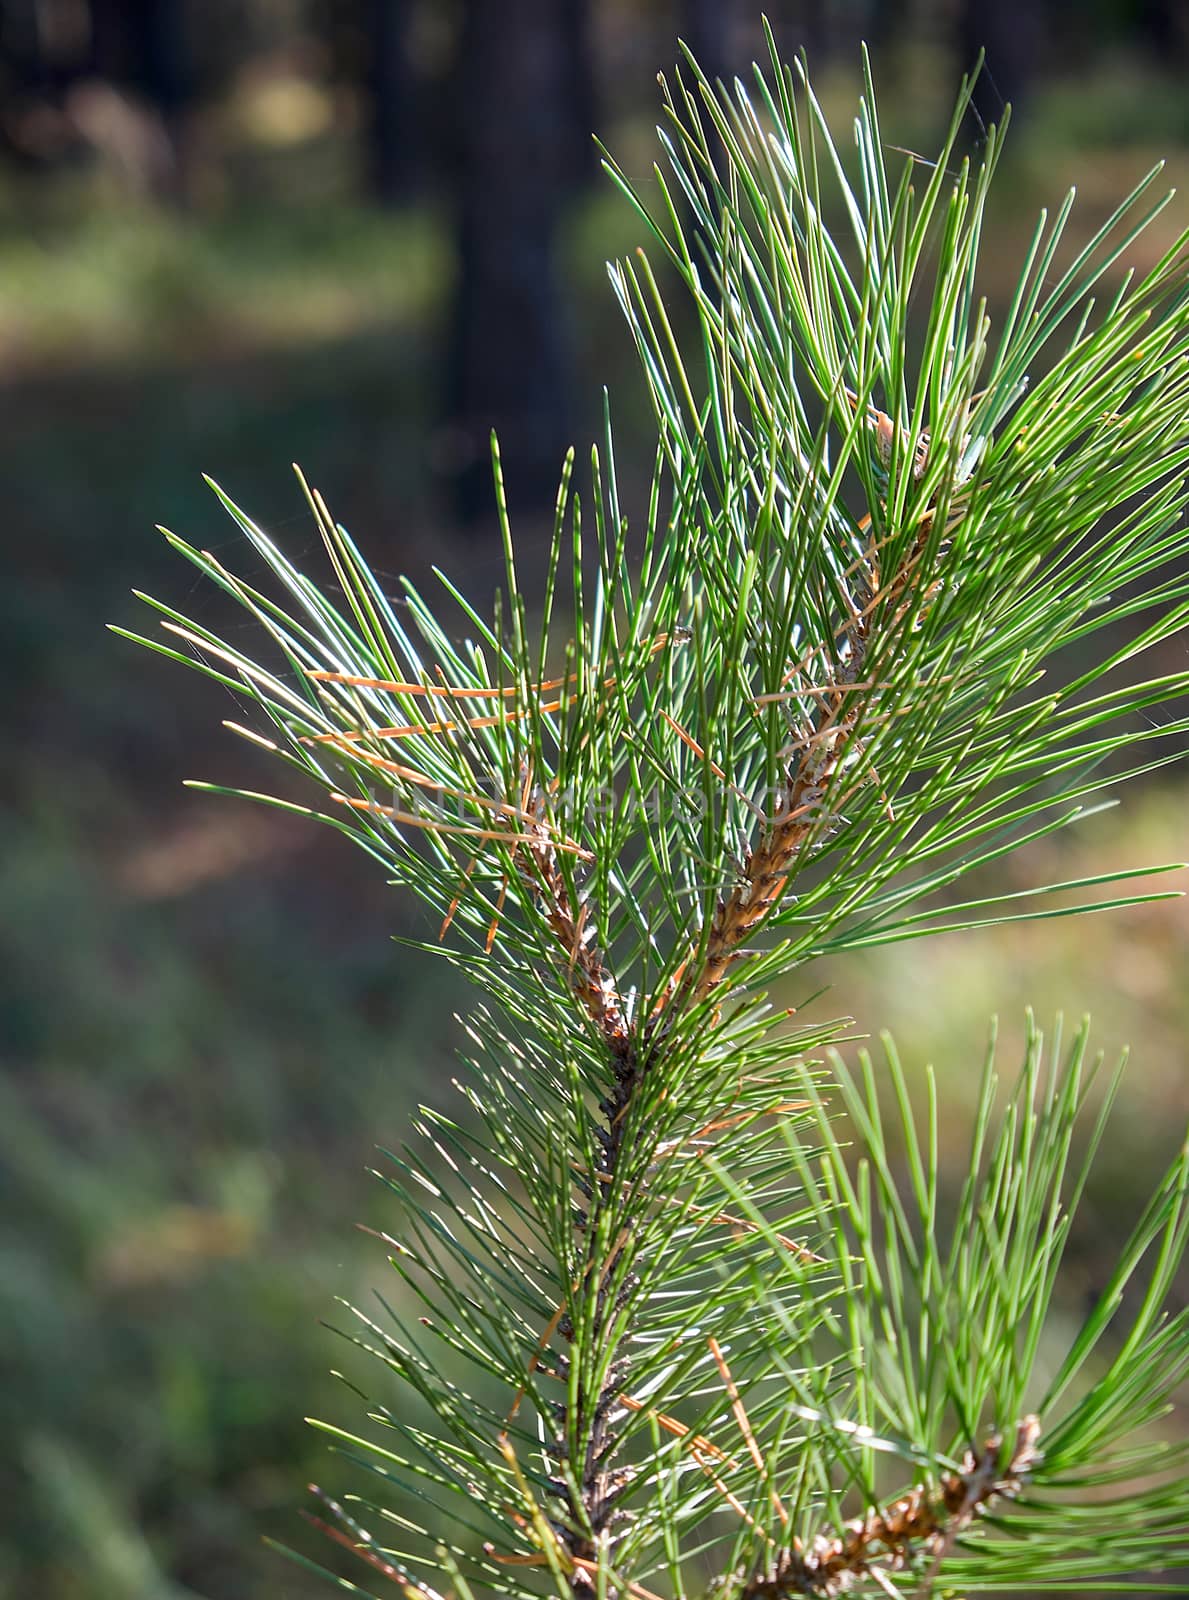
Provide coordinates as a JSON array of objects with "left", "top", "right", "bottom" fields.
[
  {"left": 90, "top": 0, "right": 190, "bottom": 114},
  {"left": 764, "top": 0, "right": 831, "bottom": 67},
  {"left": 1136, "top": 0, "right": 1189, "bottom": 63},
  {"left": 0, "top": 0, "right": 94, "bottom": 164},
  {"left": 362, "top": 0, "right": 413, "bottom": 203},
  {"left": 444, "top": 0, "right": 595, "bottom": 527},
  {"left": 868, "top": 0, "right": 913, "bottom": 55},
  {"left": 957, "top": 0, "right": 1043, "bottom": 140},
  {"left": 89, "top": 0, "right": 196, "bottom": 201},
  {"left": 680, "top": 0, "right": 737, "bottom": 91}
]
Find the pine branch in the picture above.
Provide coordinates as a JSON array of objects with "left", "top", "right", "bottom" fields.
[
  {"left": 744, "top": 1417, "right": 1042, "bottom": 1600},
  {"left": 117, "top": 26, "right": 1189, "bottom": 1600},
  {"left": 519, "top": 805, "right": 633, "bottom": 1060}
]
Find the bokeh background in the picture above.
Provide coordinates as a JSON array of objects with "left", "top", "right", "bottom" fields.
[{"left": 2, "top": 2, "right": 1187, "bottom": 1596}]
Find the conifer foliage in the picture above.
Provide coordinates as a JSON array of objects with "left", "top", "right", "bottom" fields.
[{"left": 117, "top": 28, "right": 1189, "bottom": 1600}]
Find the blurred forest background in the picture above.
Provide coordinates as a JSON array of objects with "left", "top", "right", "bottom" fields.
[{"left": 1, "top": 1, "right": 1188, "bottom": 1596}]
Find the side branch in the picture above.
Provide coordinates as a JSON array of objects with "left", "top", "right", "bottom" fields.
[
  {"left": 683, "top": 405, "right": 969, "bottom": 1008},
  {"left": 742, "top": 1416, "right": 1041, "bottom": 1600},
  {"left": 520, "top": 786, "right": 632, "bottom": 1061},
  {"left": 690, "top": 602, "right": 877, "bottom": 1005}
]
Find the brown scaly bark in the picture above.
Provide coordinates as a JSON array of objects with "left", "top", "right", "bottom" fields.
[
  {"left": 521, "top": 802, "right": 632, "bottom": 1062},
  {"left": 518, "top": 797, "right": 642, "bottom": 1583},
  {"left": 682, "top": 399, "right": 974, "bottom": 1009}
]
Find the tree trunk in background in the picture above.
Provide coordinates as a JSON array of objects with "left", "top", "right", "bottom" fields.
[
  {"left": 363, "top": 0, "right": 413, "bottom": 203},
  {"left": 1136, "top": 0, "right": 1189, "bottom": 64},
  {"left": 868, "top": 0, "right": 912, "bottom": 55},
  {"left": 957, "top": 0, "right": 1041, "bottom": 139},
  {"left": 765, "top": 0, "right": 831, "bottom": 66},
  {"left": 0, "top": 0, "right": 59, "bottom": 165},
  {"left": 680, "top": 0, "right": 736, "bottom": 89},
  {"left": 89, "top": 0, "right": 196, "bottom": 201},
  {"left": 444, "top": 0, "right": 594, "bottom": 527}
]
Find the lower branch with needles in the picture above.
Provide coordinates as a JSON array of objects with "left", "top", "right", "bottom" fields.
[
  {"left": 495, "top": 1336, "right": 1042, "bottom": 1600},
  {"left": 310, "top": 1302, "right": 1041, "bottom": 1600},
  {"left": 741, "top": 1415, "right": 1042, "bottom": 1600}
]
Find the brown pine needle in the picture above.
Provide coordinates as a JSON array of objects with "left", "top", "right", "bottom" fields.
[
  {"left": 689, "top": 1100, "right": 811, "bottom": 1140},
  {"left": 484, "top": 1548, "right": 550, "bottom": 1567},
  {"left": 661, "top": 710, "right": 728, "bottom": 780},
  {"left": 618, "top": 1392, "right": 735, "bottom": 1464},
  {"left": 709, "top": 1336, "right": 789, "bottom": 1526},
  {"left": 301, "top": 1511, "right": 412, "bottom": 1586},
  {"left": 495, "top": 1430, "right": 572, "bottom": 1587},
  {"left": 505, "top": 1299, "right": 569, "bottom": 1426},
  {"left": 755, "top": 678, "right": 886, "bottom": 706},
  {"left": 331, "top": 793, "right": 594, "bottom": 858},
  {"left": 308, "top": 701, "right": 566, "bottom": 743},
  {"left": 582, "top": 1160, "right": 822, "bottom": 1262},
  {"left": 691, "top": 1448, "right": 773, "bottom": 1539},
  {"left": 567, "top": 897, "right": 590, "bottom": 977},
  {"left": 310, "top": 673, "right": 548, "bottom": 698},
  {"left": 440, "top": 855, "right": 478, "bottom": 940},
  {"left": 307, "top": 631, "right": 679, "bottom": 698},
  {"left": 303, "top": 1484, "right": 436, "bottom": 1596},
  {"left": 570, "top": 1556, "right": 669, "bottom": 1600},
  {"left": 486, "top": 873, "right": 509, "bottom": 953},
  {"left": 505, "top": 1231, "right": 630, "bottom": 1426},
  {"left": 313, "top": 736, "right": 541, "bottom": 823},
  {"left": 703, "top": 1209, "right": 821, "bottom": 1262}
]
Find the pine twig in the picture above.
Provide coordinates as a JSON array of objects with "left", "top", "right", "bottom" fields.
[{"left": 742, "top": 1417, "right": 1042, "bottom": 1600}]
